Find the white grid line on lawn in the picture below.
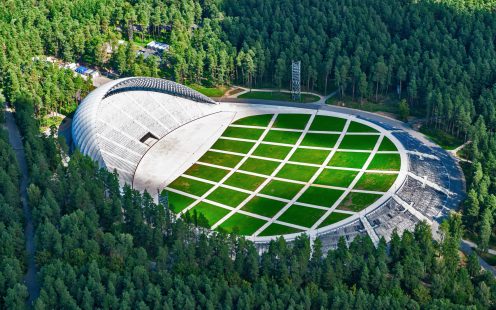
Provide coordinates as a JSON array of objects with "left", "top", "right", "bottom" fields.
[
  {"left": 230, "top": 123, "right": 381, "bottom": 136},
  {"left": 251, "top": 117, "right": 353, "bottom": 237},
  {"left": 211, "top": 113, "right": 319, "bottom": 230},
  {"left": 175, "top": 114, "right": 279, "bottom": 218},
  {"left": 310, "top": 134, "right": 385, "bottom": 230}
]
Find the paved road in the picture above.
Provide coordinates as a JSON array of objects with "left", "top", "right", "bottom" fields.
[
  {"left": 461, "top": 240, "right": 496, "bottom": 276},
  {"left": 4, "top": 105, "right": 40, "bottom": 305}
]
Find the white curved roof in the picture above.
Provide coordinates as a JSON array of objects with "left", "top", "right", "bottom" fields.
[{"left": 72, "top": 77, "right": 217, "bottom": 185}]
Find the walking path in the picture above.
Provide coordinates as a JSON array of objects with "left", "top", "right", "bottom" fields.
[{"left": 4, "top": 105, "right": 40, "bottom": 305}]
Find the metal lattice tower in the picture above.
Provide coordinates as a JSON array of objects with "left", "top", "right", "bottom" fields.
[{"left": 291, "top": 61, "right": 301, "bottom": 101}]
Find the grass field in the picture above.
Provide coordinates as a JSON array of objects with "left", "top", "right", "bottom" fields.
[
  {"left": 166, "top": 113, "right": 402, "bottom": 237},
  {"left": 300, "top": 133, "right": 339, "bottom": 147},
  {"left": 188, "top": 84, "right": 229, "bottom": 97},
  {"left": 184, "top": 164, "right": 229, "bottom": 182},
  {"left": 290, "top": 148, "right": 330, "bottom": 164},
  {"left": 222, "top": 126, "right": 264, "bottom": 140},
  {"left": 263, "top": 130, "right": 301, "bottom": 144},
  {"left": 198, "top": 151, "right": 243, "bottom": 168},
  {"left": 328, "top": 151, "right": 370, "bottom": 168},
  {"left": 339, "top": 135, "right": 379, "bottom": 150},
  {"left": 233, "top": 114, "right": 273, "bottom": 127},
  {"left": 278, "top": 205, "right": 327, "bottom": 228},
  {"left": 239, "top": 91, "right": 320, "bottom": 103},
  {"left": 297, "top": 186, "right": 344, "bottom": 207}
]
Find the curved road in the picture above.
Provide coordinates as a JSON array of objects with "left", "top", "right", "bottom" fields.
[{"left": 4, "top": 105, "right": 40, "bottom": 305}]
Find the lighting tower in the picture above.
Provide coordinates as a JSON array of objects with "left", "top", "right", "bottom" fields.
[{"left": 291, "top": 61, "right": 301, "bottom": 101}]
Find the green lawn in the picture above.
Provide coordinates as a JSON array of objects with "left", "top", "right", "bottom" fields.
[
  {"left": 198, "top": 151, "right": 244, "bottom": 168},
  {"left": 206, "top": 187, "right": 250, "bottom": 207},
  {"left": 318, "top": 212, "right": 352, "bottom": 228},
  {"left": 263, "top": 130, "right": 301, "bottom": 144},
  {"left": 221, "top": 126, "right": 264, "bottom": 140},
  {"left": 239, "top": 158, "right": 280, "bottom": 175},
  {"left": 217, "top": 213, "right": 267, "bottom": 235},
  {"left": 211, "top": 139, "right": 255, "bottom": 154},
  {"left": 166, "top": 191, "right": 196, "bottom": 213},
  {"left": 278, "top": 205, "right": 326, "bottom": 228},
  {"left": 238, "top": 91, "right": 319, "bottom": 103},
  {"left": 276, "top": 164, "right": 319, "bottom": 182},
  {"left": 297, "top": 186, "right": 344, "bottom": 207},
  {"left": 188, "top": 84, "right": 228, "bottom": 97},
  {"left": 314, "top": 169, "right": 358, "bottom": 188},
  {"left": 232, "top": 114, "right": 273, "bottom": 127},
  {"left": 188, "top": 202, "right": 231, "bottom": 227},
  {"left": 223, "top": 172, "right": 266, "bottom": 191},
  {"left": 168, "top": 176, "right": 213, "bottom": 197},
  {"left": 354, "top": 173, "right": 398, "bottom": 192},
  {"left": 184, "top": 164, "right": 229, "bottom": 182},
  {"left": 273, "top": 114, "right": 311, "bottom": 130},
  {"left": 260, "top": 180, "right": 305, "bottom": 200},
  {"left": 252, "top": 144, "right": 292, "bottom": 160},
  {"left": 309, "top": 115, "right": 346, "bottom": 132},
  {"left": 337, "top": 192, "right": 381, "bottom": 212},
  {"left": 328, "top": 151, "right": 370, "bottom": 169},
  {"left": 420, "top": 125, "right": 462, "bottom": 150},
  {"left": 258, "top": 223, "right": 303, "bottom": 236},
  {"left": 339, "top": 135, "right": 379, "bottom": 150},
  {"left": 290, "top": 148, "right": 330, "bottom": 165},
  {"left": 368, "top": 154, "right": 401, "bottom": 171},
  {"left": 378, "top": 137, "right": 398, "bottom": 151},
  {"left": 241, "top": 196, "right": 287, "bottom": 218},
  {"left": 300, "top": 133, "right": 339, "bottom": 148},
  {"left": 347, "top": 121, "right": 378, "bottom": 133}
]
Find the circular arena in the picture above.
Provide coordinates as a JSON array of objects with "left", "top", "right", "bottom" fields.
[{"left": 72, "top": 77, "right": 465, "bottom": 250}]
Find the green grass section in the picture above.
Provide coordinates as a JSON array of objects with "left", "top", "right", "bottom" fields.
[
  {"left": 339, "top": 135, "right": 379, "bottom": 150},
  {"left": 301, "top": 133, "right": 339, "bottom": 147},
  {"left": 318, "top": 212, "right": 352, "bottom": 228},
  {"left": 263, "top": 130, "right": 301, "bottom": 144},
  {"left": 239, "top": 158, "right": 280, "bottom": 175},
  {"left": 238, "top": 91, "right": 319, "bottom": 103},
  {"left": 337, "top": 192, "right": 381, "bottom": 212},
  {"left": 260, "top": 180, "right": 304, "bottom": 200},
  {"left": 347, "top": 121, "right": 378, "bottom": 133},
  {"left": 276, "top": 164, "right": 319, "bottom": 182},
  {"left": 184, "top": 164, "right": 229, "bottom": 182},
  {"left": 221, "top": 126, "right": 264, "bottom": 140},
  {"left": 188, "top": 202, "right": 230, "bottom": 227},
  {"left": 309, "top": 115, "right": 346, "bottom": 131},
  {"left": 217, "top": 213, "right": 267, "bottom": 235},
  {"left": 253, "top": 144, "right": 292, "bottom": 160},
  {"left": 212, "top": 139, "right": 255, "bottom": 154},
  {"left": 233, "top": 114, "right": 273, "bottom": 127},
  {"left": 273, "top": 114, "right": 311, "bottom": 130},
  {"left": 258, "top": 223, "right": 303, "bottom": 236},
  {"left": 199, "top": 151, "right": 244, "bottom": 168},
  {"left": 278, "top": 205, "right": 326, "bottom": 228},
  {"left": 314, "top": 169, "right": 358, "bottom": 188},
  {"left": 167, "top": 191, "right": 196, "bottom": 213},
  {"left": 297, "top": 186, "right": 344, "bottom": 207},
  {"left": 354, "top": 173, "right": 398, "bottom": 192},
  {"left": 168, "top": 176, "right": 213, "bottom": 197},
  {"left": 206, "top": 187, "right": 250, "bottom": 207},
  {"left": 368, "top": 154, "right": 401, "bottom": 171},
  {"left": 420, "top": 125, "right": 462, "bottom": 150},
  {"left": 223, "top": 172, "right": 266, "bottom": 191},
  {"left": 378, "top": 137, "right": 398, "bottom": 151},
  {"left": 328, "top": 151, "right": 370, "bottom": 168},
  {"left": 290, "top": 148, "right": 330, "bottom": 165},
  {"left": 188, "top": 84, "right": 228, "bottom": 97},
  {"left": 241, "top": 196, "right": 287, "bottom": 218}
]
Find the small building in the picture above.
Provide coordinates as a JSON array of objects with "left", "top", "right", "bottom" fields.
[
  {"left": 146, "top": 41, "right": 170, "bottom": 52},
  {"left": 75, "top": 66, "right": 89, "bottom": 75}
]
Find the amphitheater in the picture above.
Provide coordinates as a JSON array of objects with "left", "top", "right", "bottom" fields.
[{"left": 72, "top": 77, "right": 465, "bottom": 252}]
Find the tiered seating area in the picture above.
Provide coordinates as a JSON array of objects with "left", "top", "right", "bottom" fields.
[
  {"left": 316, "top": 219, "right": 367, "bottom": 252},
  {"left": 366, "top": 199, "right": 418, "bottom": 242},
  {"left": 408, "top": 154, "right": 450, "bottom": 189},
  {"left": 97, "top": 91, "right": 216, "bottom": 184}
]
